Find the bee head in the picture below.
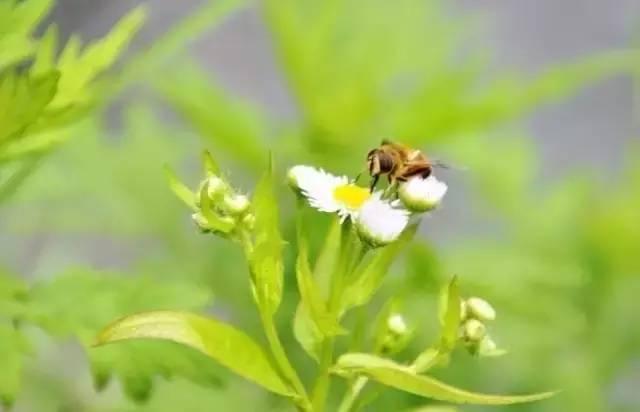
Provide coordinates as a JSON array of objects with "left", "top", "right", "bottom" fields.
[{"left": 367, "top": 149, "right": 394, "bottom": 176}]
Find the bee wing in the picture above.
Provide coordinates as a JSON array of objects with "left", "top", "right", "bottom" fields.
[{"left": 432, "top": 159, "right": 467, "bottom": 171}]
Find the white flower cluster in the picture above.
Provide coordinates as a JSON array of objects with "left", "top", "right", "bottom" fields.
[
  {"left": 288, "top": 165, "right": 447, "bottom": 247},
  {"left": 191, "top": 174, "right": 254, "bottom": 236},
  {"left": 460, "top": 297, "right": 505, "bottom": 357}
]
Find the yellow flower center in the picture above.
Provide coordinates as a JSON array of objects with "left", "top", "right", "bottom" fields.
[{"left": 333, "top": 184, "right": 371, "bottom": 209}]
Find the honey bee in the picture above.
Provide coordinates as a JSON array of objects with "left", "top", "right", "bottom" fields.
[{"left": 366, "top": 139, "right": 440, "bottom": 191}]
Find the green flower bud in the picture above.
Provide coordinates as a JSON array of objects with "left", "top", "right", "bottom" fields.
[
  {"left": 206, "top": 175, "right": 227, "bottom": 199},
  {"left": 466, "top": 297, "right": 496, "bottom": 321},
  {"left": 478, "top": 336, "right": 507, "bottom": 357},
  {"left": 223, "top": 194, "right": 250, "bottom": 216},
  {"left": 463, "top": 319, "right": 486, "bottom": 342},
  {"left": 191, "top": 212, "right": 209, "bottom": 231},
  {"left": 242, "top": 213, "right": 256, "bottom": 230},
  {"left": 387, "top": 313, "right": 408, "bottom": 336}
]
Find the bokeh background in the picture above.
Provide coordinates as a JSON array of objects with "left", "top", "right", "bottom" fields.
[{"left": 1, "top": 0, "right": 639, "bottom": 411}]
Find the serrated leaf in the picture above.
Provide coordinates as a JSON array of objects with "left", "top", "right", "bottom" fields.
[
  {"left": 335, "top": 353, "right": 555, "bottom": 405},
  {"left": 0, "top": 71, "right": 59, "bottom": 143},
  {"left": 296, "top": 237, "right": 344, "bottom": 338},
  {"left": 341, "top": 223, "right": 418, "bottom": 313},
  {"left": 95, "top": 311, "right": 293, "bottom": 397},
  {"left": 249, "top": 163, "right": 284, "bottom": 314}
]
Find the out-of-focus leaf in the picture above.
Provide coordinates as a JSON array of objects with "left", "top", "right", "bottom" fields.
[
  {"left": 341, "top": 224, "right": 418, "bottom": 313},
  {"left": 438, "top": 277, "right": 460, "bottom": 352},
  {"left": 44, "top": 6, "right": 146, "bottom": 109},
  {"left": 0, "top": 323, "right": 30, "bottom": 409},
  {"left": 95, "top": 311, "right": 293, "bottom": 396},
  {"left": 335, "top": 353, "right": 555, "bottom": 405},
  {"left": 154, "top": 63, "right": 267, "bottom": 170},
  {"left": 0, "top": 71, "right": 59, "bottom": 144},
  {"left": 15, "top": 269, "right": 219, "bottom": 402},
  {"left": 249, "top": 163, "right": 284, "bottom": 314},
  {"left": 0, "top": 0, "right": 53, "bottom": 70}
]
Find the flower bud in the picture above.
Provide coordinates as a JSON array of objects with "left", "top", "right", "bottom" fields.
[
  {"left": 242, "top": 213, "right": 256, "bottom": 230},
  {"left": 463, "top": 319, "right": 486, "bottom": 342},
  {"left": 191, "top": 212, "right": 209, "bottom": 231},
  {"left": 460, "top": 299, "right": 468, "bottom": 321},
  {"left": 387, "top": 313, "right": 408, "bottom": 336},
  {"left": 223, "top": 194, "right": 250, "bottom": 215},
  {"left": 466, "top": 297, "right": 496, "bottom": 321},
  {"left": 478, "top": 336, "right": 507, "bottom": 357},
  {"left": 355, "top": 195, "right": 409, "bottom": 248},
  {"left": 206, "top": 175, "right": 227, "bottom": 199},
  {"left": 398, "top": 175, "right": 447, "bottom": 213}
]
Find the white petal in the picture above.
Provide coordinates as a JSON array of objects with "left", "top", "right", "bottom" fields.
[
  {"left": 355, "top": 193, "right": 409, "bottom": 247},
  {"left": 398, "top": 175, "right": 448, "bottom": 212},
  {"left": 288, "top": 165, "right": 349, "bottom": 215}
]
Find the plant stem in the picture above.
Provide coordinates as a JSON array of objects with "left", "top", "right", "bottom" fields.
[
  {"left": 337, "top": 376, "right": 368, "bottom": 412},
  {"left": 260, "top": 311, "right": 311, "bottom": 410},
  {"left": 312, "top": 221, "right": 353, "bottom": 411}
]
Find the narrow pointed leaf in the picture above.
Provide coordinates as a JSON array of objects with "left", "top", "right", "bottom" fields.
[
  {"left": 95, "top": 311, "right": 293, "bottom": 396},
  {"left": 342, "top": 223, "right": 418, "bottom": 312},
  {"left": 250, "top": 161, "right": 284, "bottom": 314},
  {"left": 335, "top": 353, "right": 555, "bottom": 405},
  {"left": 296, "top": 237, "right": 345, "bottom": 337},
  {"left": 202, "top": 149, "right": 220, "bottom": 175},
  {"left": 163, "top": 165, "right": 196, "bottom": 210},
  {"left": 439, "top": 277, "right": 461, "bottom": 351}
]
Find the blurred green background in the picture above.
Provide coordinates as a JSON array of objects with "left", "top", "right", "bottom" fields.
[{"left": 1, "top": 0, "right": 639, "bottom": 411}]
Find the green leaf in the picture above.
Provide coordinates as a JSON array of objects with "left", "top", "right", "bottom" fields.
[
  {"left": 296, "top": 236, "right": 345, "bottom": 338},
  {"left": 335, "top": 353, "right": 555, "bottom": 405},
  {"left": 438, "top": 277, "right": 461, "bottom": 352},
  {"left": 0, "top": 323, "right": 30, "bottom": 408},
  {"left": 341, "top": 223, "right": 418, "bottom": 313},
  {"left": 47, "top": 6, "right": 147, "bottom": 109},
  {"left": 16, "top": 269, "right": 219, "bottom": 403},
  {"left": 202, "top": 149, "right": 220, "bottom": 176},
  {"left": 293, "top": 304, "right": 321, "bottom": 361},
  {"left": 95, "top": 311, "right": 293, "bottom": 396},
  {"left": 249, "top": 162, "right": 284, "bottom": 314},
  {"left": 0, "top": 71, "right": 59, "bottom": 143},
  {"left": 164, "top": 165, "right": 197, "bottom": 210},
  {"left": 154, "top": 63, "right": 267, "bottom": 170}
]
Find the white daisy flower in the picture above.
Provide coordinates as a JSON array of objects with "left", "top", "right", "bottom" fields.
[
  {"left": 355, "top": 192, "right": 409, "bottom": 247},
  {"left": 398, "top": 175, "right": 448, "bottom": 213},
  {"left": 289, "top": 165, "right": 410, "bottom": 245},
  {"left": 288, "top": 165, "right": 369, "bottom": 221}
]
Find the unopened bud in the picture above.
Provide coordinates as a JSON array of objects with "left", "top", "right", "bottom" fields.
[
  {"left": 463, "top": 319, "right": 486, "bottom": 342},
  {"left": 224, "top": 194, "right": 250, "bottom": 215},
  {"left": 466, "top": 297, "right": 496, "bottom": 321},
  {"left": 206, "top": 175, "right": 227, "bottom": 199},
  {"left": 242, "top": 213, "right": 255, "bottom": 230},
  {"left": 398, "top": 175, "right": 447, "bottom": 213},
  {"left": 460, "top": 300, "right": 468, "bottom": 321},
  {"left": 387, "top": 314, "right": 408, "bottom": 336},
  {"left": 478, "top": 336, "right": 507, "bottom": 357},
  {"left": 191, "top": 212, "right": 209, "bottom": 231}
]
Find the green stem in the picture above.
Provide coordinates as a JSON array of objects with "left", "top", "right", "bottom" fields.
[
  {"left": 260, "top": 311, "right": 311, "bottom": 411},
  {"left": 312, "top": 221, "right": 354, "bottom": 411},
  {"left": 242, "top": 234, "right": 310, "bottom": 410},
  {"left": 337, "top": 376, "right": 368, "bottom": 412}
]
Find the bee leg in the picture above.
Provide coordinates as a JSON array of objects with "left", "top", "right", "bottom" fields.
[{"left": 369, "top": 175, "right": 380, "bottom": 192}]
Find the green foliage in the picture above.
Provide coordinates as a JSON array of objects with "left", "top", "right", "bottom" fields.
[
  {"left": 335, "top": 353, "right": 554, "bottom": 405},
  {"left": 1, "top": 0, "right": 638, "bottom": 411},
  {"left": 95, "top": 311, "right": 292, "bottom": 397},
  {"left": 0, "top": 268, "right": 216, "bottom": 405}
]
